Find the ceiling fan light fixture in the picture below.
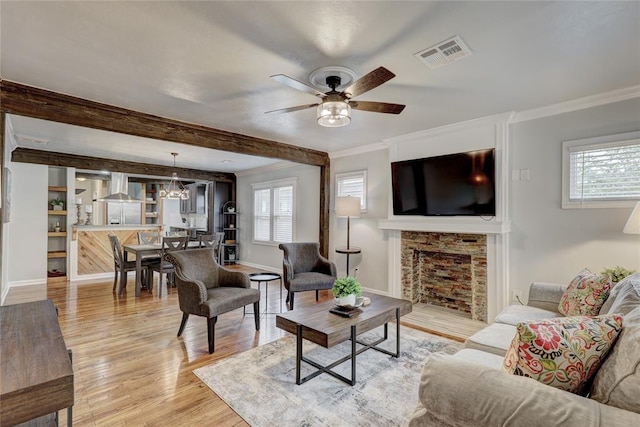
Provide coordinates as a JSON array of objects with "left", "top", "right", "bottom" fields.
[{"left": 317, "top": 101, "right": 351, "bottom": 127}]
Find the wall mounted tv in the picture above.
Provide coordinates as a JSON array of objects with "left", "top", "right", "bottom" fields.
[{"left": 391, "top": 148, "right": 496, "bottom": 216}]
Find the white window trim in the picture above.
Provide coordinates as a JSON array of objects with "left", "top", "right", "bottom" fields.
[
  {"left": 562, "top": 131, "right": 640, "bottom": 209},
  {"left": 335, "top": 170, "right": 367, "bottom": 212},
  {"left": 251, "top": 177, "right": 297, "bottom": 245}
]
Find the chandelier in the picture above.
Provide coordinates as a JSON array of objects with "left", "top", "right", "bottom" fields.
[{"left": 159, "top": 153, "right": 189, "bottom": 200}]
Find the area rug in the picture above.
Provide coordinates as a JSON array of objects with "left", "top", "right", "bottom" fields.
[{"left": 194, "top": 326, "right": 462, "bottom": 427}]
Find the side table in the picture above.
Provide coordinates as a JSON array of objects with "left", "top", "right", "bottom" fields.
[
  {"left": 335, "top": 246, "right": 361, "bottom": 276},
  {"left": 248, "top": 272, "right": 282, "bottom": 314}
]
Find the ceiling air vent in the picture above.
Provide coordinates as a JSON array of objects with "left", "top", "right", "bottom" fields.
[{"left": 414, "top": 36, "right": 472, "bottom": 69}]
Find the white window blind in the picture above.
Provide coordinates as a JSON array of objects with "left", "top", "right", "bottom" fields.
[
  {"left": 336, "top": 171, "right": 367, "bottom": 211},
  {"left": 252, "top": 178, "right": 296, "bottom": 244},
  {"left": 253, "top": 188, "right": 271, "bottom": 242},
  {"left": 273, "top": 185, "right": 293, "bottom": 242},
  {"left": 562, "top": 132, "right": 640, "bottom": 208}
]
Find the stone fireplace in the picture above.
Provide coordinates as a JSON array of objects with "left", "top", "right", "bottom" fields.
[{"left": 401, "top": 231, "right": 487, "bottom": 321}]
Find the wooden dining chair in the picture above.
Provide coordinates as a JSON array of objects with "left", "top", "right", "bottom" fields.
[
  {"left": 138, "top": 231, "right": 161, "bottom": 244},
  {"left": 150, "top": 236, "right": 188, "bottom": 297},
  {"left": 137, "top": 231, "right": 162, "bottom": 287},
  {"left": 108, "top": 234, "right": 155, "bottom": 294},
  {"left": 199, "top": 232, "right": 225, "bottom": 264}
]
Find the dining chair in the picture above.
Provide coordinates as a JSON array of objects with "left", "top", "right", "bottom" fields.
[
  {"left": 199, "top": 232, "right": 225, "bottom": 264},
  {"left": 137, "top": 231, "right": 162, "bottom": 287},
  {"left": 150, "top": 235, "right": 189, "bottom": 297},
  {"left": 108, "top": 234, "right": 155, "bottom": 294}
]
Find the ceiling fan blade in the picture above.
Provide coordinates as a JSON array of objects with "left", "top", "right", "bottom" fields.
[
  {"left": 342, "top": 66, "right": 396, "bottom": 99},
  {"left": 349, "top": 101, "right": 405, "bottom": 114},
  {"left": 264, "top": 104, "right": 318, "bottom": 114},
  {"left": 270, "top": 74, "right": 326, "bottom": 98}
]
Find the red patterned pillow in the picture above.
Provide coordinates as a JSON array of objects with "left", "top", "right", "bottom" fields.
[
  {"left": 502, "top": 315, "right": 623, "bottom": 395},
  {"left": 559, "top": 268, "right": 612, "bottom": 316}
]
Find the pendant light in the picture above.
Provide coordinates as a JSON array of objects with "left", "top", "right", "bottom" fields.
[{"left": 159, "top": 153, "right": 190, "bottom": 200}]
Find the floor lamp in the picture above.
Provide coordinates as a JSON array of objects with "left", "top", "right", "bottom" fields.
[{"left": 336, "top": 196, "right": 361, "bottom": 276}]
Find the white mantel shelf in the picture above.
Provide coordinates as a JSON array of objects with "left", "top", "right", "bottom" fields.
[{"left": 378, "top": 218, "right": 511, "bottom": 235}]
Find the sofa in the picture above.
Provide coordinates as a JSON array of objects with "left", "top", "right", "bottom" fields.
[{"left": 408, "top": 272, "right": 640, "bottom": 426}]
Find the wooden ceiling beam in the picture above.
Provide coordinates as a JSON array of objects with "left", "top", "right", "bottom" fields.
[
  {"left": 0, "top": 80, "right": 330, "bottom": 167},
  {"left": 12, "top": 148, "right": 234, "bottom": 182}
]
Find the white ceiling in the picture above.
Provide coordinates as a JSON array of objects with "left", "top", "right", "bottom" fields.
[{"left": 2, "top": 1, "right": 639, "bottom": 173}]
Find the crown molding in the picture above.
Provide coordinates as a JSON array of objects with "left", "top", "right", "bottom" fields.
[
  {"left": 329, "top": 141, "right": 390, "bottom": 159},
  {"left": 234, "top": 160, "right": 298, "bottom": 177},
  {"left": 512, "top": 85, "right": 640, "bottom": 123}
]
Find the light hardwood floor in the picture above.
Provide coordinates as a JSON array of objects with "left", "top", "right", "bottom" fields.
[{"left": 3, "top": 269, "right": 478, "bottom": 426}]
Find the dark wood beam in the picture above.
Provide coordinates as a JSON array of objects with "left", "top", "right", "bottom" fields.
[
  {"left": 0, "top": 80, "right": 330, "bottom": 167},
  {"left": 12, "top": 148, "right": 234, "bottom": 182},
  {"left": 319, "top": 164, "right": 331, "bottom": 257}
]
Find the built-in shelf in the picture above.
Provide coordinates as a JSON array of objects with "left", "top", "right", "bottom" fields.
[
  {"left": 47, "top": 251, "right": 67, "bottom": 259},
  {"left": 47, "top": 232, "right": 67, "bottom": 237},
  {"left": 47, "top": 176, "right": 68, "bottom": 279},
  {"left": 48, "top": 210, "right": 68, "bottom": 216},
  {"left": 48, "top": 186, "right": 67, "bottom": 192}
]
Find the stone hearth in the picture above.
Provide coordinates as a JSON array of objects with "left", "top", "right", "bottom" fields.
[{"left": 401, "top": 231, "right": 487, "bottom": 321}]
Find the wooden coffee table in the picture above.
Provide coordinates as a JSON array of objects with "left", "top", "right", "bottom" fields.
[{"left": 276, "top": 293, "right": 412, "bottom": 386}]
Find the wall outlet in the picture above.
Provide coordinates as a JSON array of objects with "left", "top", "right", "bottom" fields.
[{"left": 512, "top": 290, "right": 523, "bottom": 304}]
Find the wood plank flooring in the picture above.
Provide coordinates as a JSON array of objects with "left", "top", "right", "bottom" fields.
[{"left": 3, "top": 269, "right": 479, "bottom": 426}]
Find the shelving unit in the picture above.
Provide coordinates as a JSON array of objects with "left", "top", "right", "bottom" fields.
[
  {"left": 47, "top": 169, "right": 68, "bottom": 283},
  {"left": 221, "top": 201, "right": 239, "bottom": 264},
  {"left": 143, "top": 183, "right": 162, "bottom": 225}
]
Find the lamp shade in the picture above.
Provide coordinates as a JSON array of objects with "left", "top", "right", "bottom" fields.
[
  {"left": 336, "top": 196, "right": 361, "bottom": 218},
  {"left": 623, "top": 201, "right": 640, "bottom": 234},
  {"left": 317, "top": 101, "right": 351, "bottom": 127}
]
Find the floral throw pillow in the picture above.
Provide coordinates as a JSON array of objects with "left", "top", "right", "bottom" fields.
[
  {"left": 502, "top": 315, "right": 623, "bottom": 395},
  {"left": 559, "top": 268, "right": 613, "bottom": 316}
]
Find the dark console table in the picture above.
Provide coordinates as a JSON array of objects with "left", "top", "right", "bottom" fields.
[{"left": 0, "top": 299, "right": 74, "bottom": 426}]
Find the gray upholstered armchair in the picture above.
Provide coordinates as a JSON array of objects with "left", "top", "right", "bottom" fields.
[
  {"left": 164, "top": 248, "right": 260, "bottom": 354},
  {"left": 278, "top": 242, "right": 337, "bottom": 310}
]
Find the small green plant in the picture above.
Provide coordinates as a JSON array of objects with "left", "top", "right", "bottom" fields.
[
  {"left": 51, "top": 198, "right": 64, "bottom": 208},
  {"left": 332, "top": 276, "right": 362, "bottom": 298},
  {"left": 601, "top": 266, "right": 635, "bottom": 283}
]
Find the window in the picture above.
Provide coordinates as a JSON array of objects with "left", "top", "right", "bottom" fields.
[
  {"left": 252, "top": 178, "right": 296, "bottom": 244},
  {"left": 335, "top": 170, "right": 367, "bottom": 211},
  {"left": 562, "top": 132, "right": 640, "bottom": 209}
]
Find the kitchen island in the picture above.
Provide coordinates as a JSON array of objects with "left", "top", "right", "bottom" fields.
[{"left": 71, "top": 224, "right": 163, "bottom": 277}]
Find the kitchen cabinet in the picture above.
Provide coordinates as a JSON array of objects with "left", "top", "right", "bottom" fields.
[{"left": 180, "top": 183, "right": 207, "bottom": 214}]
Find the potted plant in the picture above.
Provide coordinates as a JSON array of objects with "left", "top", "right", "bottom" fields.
[
  {"left": 601, "top": 266, "right": 635, "bottom": 283},
  {"left": 51, "top": 198, "right": 65, "bottom": 211},
  {"left": 227, "top": 247, "right": 236, "bottom": 261},
  {"left": 332, "top": 276, "right": 362, "bottom": 307}
]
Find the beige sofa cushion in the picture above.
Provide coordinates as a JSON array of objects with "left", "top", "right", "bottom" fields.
[
  {"left": 600, "top": 272, "right": 640, "bottom": 315},
  {"left": 408, "top": 353, "right": 640, "bottom": 427},
  {"left": 494, "top": 304, "right": 562, "bottom": 326},
  {"left": 590, "top": 304, "right": 640, "bottom": 413},
  {"left": 464, "top": 322, "right": 515, "bottom": 356}
]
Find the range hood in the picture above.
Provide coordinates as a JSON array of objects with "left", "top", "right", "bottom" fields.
[{"left": 100, "top": 172, "right": 142, "bottom": 202}]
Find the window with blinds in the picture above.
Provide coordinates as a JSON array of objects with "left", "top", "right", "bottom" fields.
[
  {"left": 252, "top": 179, "right": 295, "bottom": 243},
  {"left": 562, "top": 133, "right": 640, "bottom": 209},
  {"left": 336, "top": 170, "right": 367, "bottom": 211}
]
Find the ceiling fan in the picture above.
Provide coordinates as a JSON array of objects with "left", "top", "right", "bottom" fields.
[{"left": 266, "top": 66, "right": 405, "bottom": 127}]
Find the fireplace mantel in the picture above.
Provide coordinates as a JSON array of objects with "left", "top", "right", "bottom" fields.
[{"left": 378, "top": 218, "right": 511, "bottom": 235}]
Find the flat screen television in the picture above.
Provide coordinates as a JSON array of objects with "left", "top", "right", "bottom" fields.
[{"left": 391, "top": 148, "right": 496, "bottom": 216}]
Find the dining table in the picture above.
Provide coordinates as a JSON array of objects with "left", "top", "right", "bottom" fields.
[{"left": 122, "top": 240, "right": 202, "bottom": 296}]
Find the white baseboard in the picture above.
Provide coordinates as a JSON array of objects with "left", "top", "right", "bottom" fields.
[
  {"left": 361, "top": 287, "right": 390, "bottom": 296},
  {"left": 234, "top": 260, "right": 281, "bottom": 274}
]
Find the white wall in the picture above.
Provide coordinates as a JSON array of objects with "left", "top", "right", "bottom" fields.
[
  {"left": 510, "top": 98, "right": 640, "bottom": 298},
  {"left": 6, "top": 162, "right": 48, "bottom": 285},
  {"left": 330, "top": 149, "right": 390, "bottom": 291},
  {"left": 236, "top": 163, "right": 320, "bottom": 271}
]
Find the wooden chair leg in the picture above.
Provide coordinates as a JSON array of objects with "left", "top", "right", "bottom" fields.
[
  {"left": 158, "top": 269, "right": 164, "bottom": 298},
  {"left": 177, "top": 313, "right": 189, "bottom": 337},
  {"left": 113, "top": 271, "right": 118, "bottom": 291},
  {"left": 253, "top": 301, "right": 260, "bottom": 331},
  {"left": 207, "top": 317, "right": 217, "bottom": 354},
  {"left": 316, "top": 290, "right": 319, "bottom": 301}
]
